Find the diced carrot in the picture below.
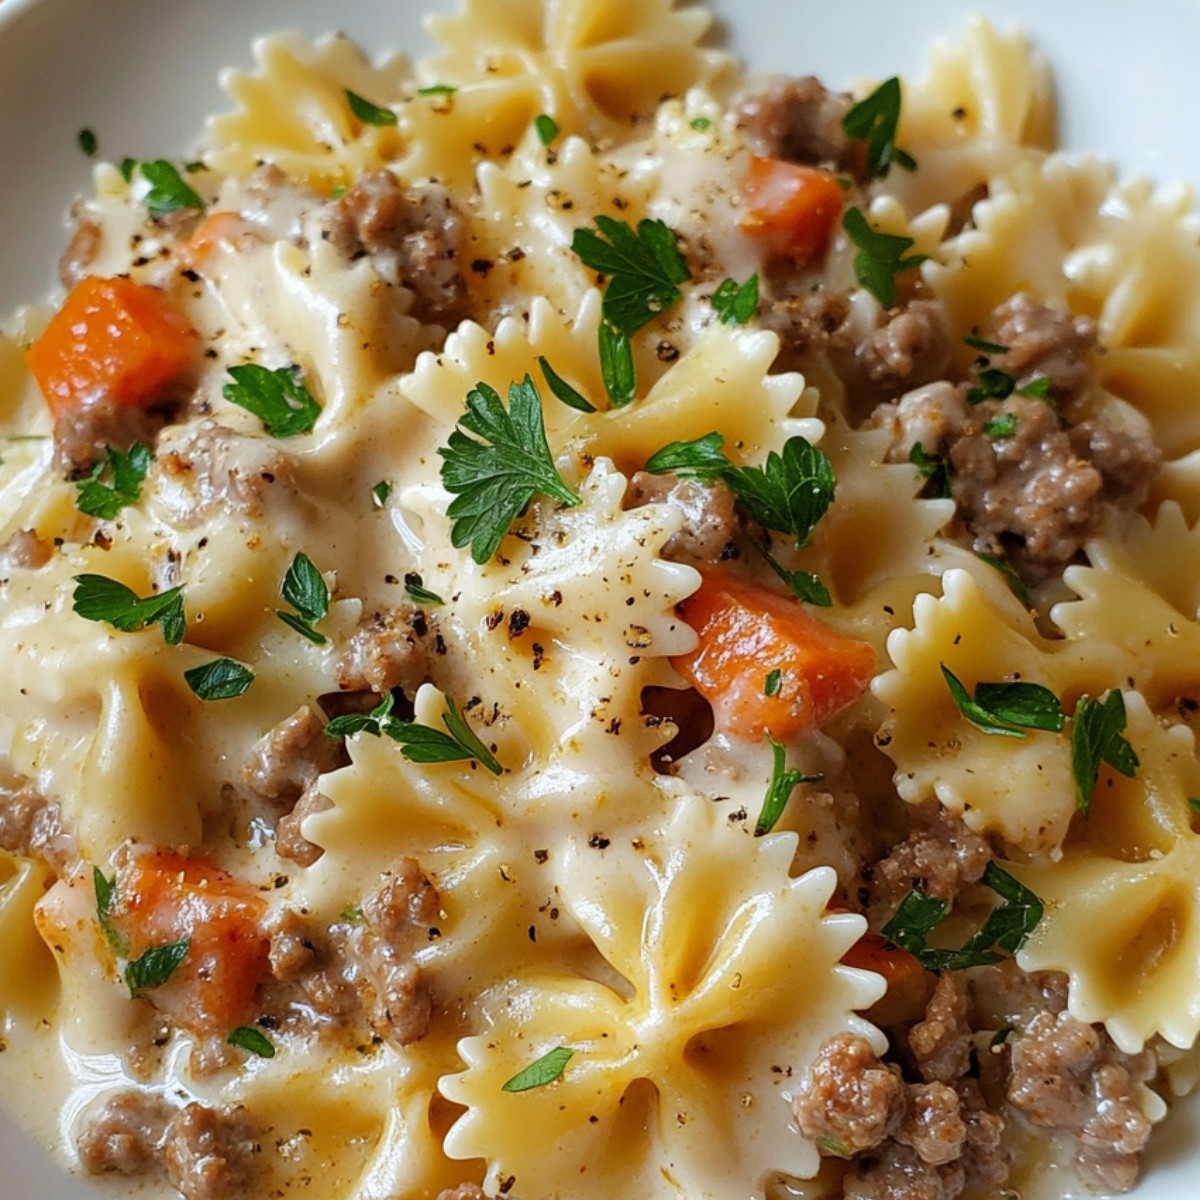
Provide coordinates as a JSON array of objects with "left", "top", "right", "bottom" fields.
[
  {"left": 671, "top": 570, "right": 875, "bottom": 740},
  {"left": 178, "top": 210, "right": 255, "bottom": 270},
  {"left": 841, "top": 931, "right": 932, "bottom": 1026},
  {"left": 739, "top": 157, "right": 845, "bottom": 261},
  {"left": 26, "top": 276, "right": 198, "bottom": 418},
  {"left": 109, "top": 848, "right": 269, "bottom": 1036}
]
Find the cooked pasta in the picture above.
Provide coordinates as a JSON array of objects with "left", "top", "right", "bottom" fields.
[{"left": 2, "top": 3, "right": 1200, "bottom": 1199}]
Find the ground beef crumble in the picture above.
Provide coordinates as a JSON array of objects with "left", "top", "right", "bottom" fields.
[{"left": 736, "top": 75, "right": 864, "bottom": 176}]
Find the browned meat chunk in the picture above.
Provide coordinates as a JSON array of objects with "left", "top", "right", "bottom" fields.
[
  {"left": 162, "top": 1103, "right": 258, "bottom": 1200},
  {"left": 868, "top": 806, "right": 991, "bottom": 913},
  {"left": 909, "top": 974, "right": 974, "bottom": 1085},
  {"left": 625, "top": 472, "right": 739, "bottom": 565},
  {"left": 55, "top": 404, "right": 171, "bottom": 474},
  {"left": 335, "top": 606, "right": 433, "bottom": 697},
  {"left": 0, "top": 784, "right": 76, "bottom": 874},
  {"left": 896, "top": 1083, "right": 966, "bottom": 1167},
  {"left": 274, "top": 789, "right": 334, "bottom": 867},
  {"left": 0, "top": 528, "right": 52, "bottom": 572},
  {"left": 843, "top": 1143, "right": 965, "bottom": 1200},
  {"left": 989, "top": 292, "right": 1097, "bottom": 400},
  {"left": 793, "top": 1033, "right": 904, "bottom": 1156},
  {"left": 1008, "top": 1011, "right": 1155, "bottom": 1192},
  {"left": 150, "top": 422, "right": 293, "bottom": 527},
  {"left": 76, "top": 1092, "right": 172, "bottom": 1177},
  {"left": 337, "top": 857, "right": 440, "bottom": 1047},
  {"left": 243, "top": 706, "right": 343, "bottom": 807},
  {"left": 58, "top": 207, "right": 102, "bottom": 289},
  {"left": 306, "top": 170, "right": 467, "bottom": 324},
  {"left": 736, "top": 75, "right": 862, "bottom": 174}
]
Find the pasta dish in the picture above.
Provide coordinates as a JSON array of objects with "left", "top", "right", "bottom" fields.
[{"left": 1, "top": 1, "right": 1199, "bottom": 1198}]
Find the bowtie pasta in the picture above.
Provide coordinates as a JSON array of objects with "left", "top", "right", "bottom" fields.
[{"left": 1, "top": 2, "right": 1199, "bottom": 1199}]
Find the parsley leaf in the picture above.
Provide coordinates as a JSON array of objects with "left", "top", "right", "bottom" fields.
[
  {"left": 756, "top": 734, "right": 822, "bottom": 836},
  {"left": 842, "top": 207, "right": 927, "bottom": 308},
  {"left": 345, "top": 88, "right": 397, "bottom": 126},
  {"left": 984, "top": 412, "right": 1019, "bottom": 439},
  {"left": 227, "top": 1026, "right": 276, "bottom": 1058},
  {"left": 764, "top": 669, "right": 783, "bottom": 696},
  {"left": 75, "top": 443, "right": 153, "bottom": 519},
  {"left": 711, "top": 274, "right": 760, "bottom": 326},
  {"left": 78, "top": 128, "right": 98, "bottom": 157},
  {"left": 119, "top": 156, "right": 137, "bottom": 183},
  {"left": 404, "top": 572, "right": 445, "bottom": 607},
  {"left": 223, "top": 364, "right": 321, "bottom": 437},
  {"left": 598, "top": 322, "right": 636, "bottom": 407},
  {"left": 417, "top": 83, "right": 457, "bottom": 97},
  {"left": 537, "top": 356, "right": 596, "bottom": 413},
  {"left": 139, "top": 160, "right": 205, "bottom": 216},
  {"left": 1071, "top": 690, "right": 1139, "bottom": 816},
  {"left": 93, "top": 867, "right": 128, "bottom": 957},
  {"left": 125, "top": 937, "right": 190, "bottom": 996},
  {"left": 841, "top": 77, "right": 917, "bottom": 178},
  {"left": 326, "top": 689, "right": 504, "bottom": 775},
  {"left": 941, "top": 665, "right": 1065, "bottom": 739},
  {"left": 690, "top": 116, "right": 712, "bottom": 131},
  {"left": 571, "top": 215, "right": 690, "bottom": 335},
  {"left": 439, "top": 375, "right": 580, "bottom": 563},
  {"left": 502, "top": 1046, "right": 574, "bottom": 1092},
  {"left": 964, "top": 335, "right": 1008, "bottom": 355},
  {"left": 974, "top": 551, "right": 1031, "bottom": 609},
  {"left": 372, "top": 480, "right": 392, "bottom": 508},
  {"left": 276, "top": 552, "right": 329, "bottom": 645},
  {"left": 184, "top": 658, "right": 255, "bottom": 701},
  {"left": 645, "top": 432, "right": 836, "bottom": 604},
  {"left": 73, "top": 575, "right": 186, "bottom": 644},
  {"left": 883, "top": 863, "right": 1044, "bottom": 971},
  {"left": 534, "top": 113, "right": 559, "bottom": 144},
  {"left": 908, "top": 442, "right": 952, "bottom": 499}
]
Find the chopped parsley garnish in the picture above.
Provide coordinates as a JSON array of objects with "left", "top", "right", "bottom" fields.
[
  {"left": 417, "top": 83, "right": 458, "bottom": 97},
  {"left": 941, "top": 665, "right": 1065, "bottom": 739},
  {"left": 345, "top": 88, "right": 398, "bottom": 126},
  {"left": 222, "top": 364, "right": 321, "bottom": 437},
  {"left": 1071, "top": 690, "right": 1139, "bottom": 816},
  {"left": 184, "top": 658, "right": 255, "bottom": 701},
  {"left": 75, "top": 443, "right": 153, "bottom": 520},
  {"left": 841, "top": 76, "right": 917, "bottom": 178},
  {"left": 755, "top": 734, "right": 823, "bottom": 836},
  {"left": 842, "top": 207, "right": 927, "bottom": 308},
  {"left": 227, "top": 1026, "right": 276, "bottom": 1058},
  {"left": 1189, "top": 798, "right": 1200, "bottom": 814},
  {"left": 78, "top": 128, "right": 98, "bottom": 157},
  {"left": 711, "top": 274, "right": 760, "bottom": 326},
  {"left": 571, "top": 215, "right": 690, "bottom": 335},
  {"left": 965, "top": 340, "right": 1051, "bottom": 406},
  {"left": 371, "top": 480, "right": 393, "bottom": 509},
  {"left": 93, "top": 868, "right": 128, "bottom": 956},
  {"left": 964, "top": 335, "right": 1008, "bottom": 355},
  {"left": 502, "top": 1046, "right": 574, "bottom": 1092},
  {"left": 119, "top": 156, "right": 137, "bottom": 183},
  {"left": 325, "top": 689, "right": 504, "bottom": 775},
  {"left": 974, "top": 551, "right": 1031, "bottom": 609},
  {"left": 690, "top": 116, "right": 712, "bottom": 131},
  {"left": 537, "top": 356, "right": 595, "bottom": 413},
  {"left": 598, "top": 322, "right": 636, "bottom": 407},
  {"left": 276, "top": 552, "right": 330, "bottom": 645},
  {"left": 984, "top": 413, "right": 1019, "bottom": 439},
  {"left": 882, "top": 863, "right": 1044, "bottom": 970},
  {"left": 404, "top": 572, "right": 445, "bottom": 607},
  {"left": 764, "top": 669, "right": 783, "bottom": 697},
  {"left": 534, "top": 114, "right": 560, "bottom": 144},
  {"left": 124, "top": 937, "right": 190, "bottom": 997},
  {"left": 645, "top": 432, "right": 836, "bottom": 604},
  {"left": 908, "top": 443, "right": 952, "bottom": 499},
  {"left": 138, "top": 159, "right": 205, "bottom": 216},
  {"left": 72, "top": 576, "right": 186, "bottom": 645},
  {"left": 438, "top": 374, "right": 580, "bottom": 563}
]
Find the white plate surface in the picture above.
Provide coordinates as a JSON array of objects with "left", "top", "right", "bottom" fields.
[{"left": 1, "top": 0, "right": 1199, "bottom": 1197}]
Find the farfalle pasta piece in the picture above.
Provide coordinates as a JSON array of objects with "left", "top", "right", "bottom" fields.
[
  {"left": 420, "top": 0, "right": 728, "bottom": 148},
  {"left": 0, "top": 851, "right": 58, "bottom": 1019},
  {"left": 886, "top": 19, "right": 1053, "bottom": 216},
  {"left": 438, "top": 795, "right": 881, "bottom": 1200},
  {"left": 1016, "top": 694, "right": 1200, "bottom": 1053},
  {"left": 931, "top": 155, "right": 1200, "bottom": 462},
  {"left": 873, "top": 567, "right": 1096, "bottom": 854},
  {"left": 205, "top": 33, "right": 409, "bottom": 188}
]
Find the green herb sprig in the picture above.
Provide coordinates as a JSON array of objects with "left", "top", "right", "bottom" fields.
[
  {"left": 756, "top": 735, "right": 823, "bottom": 836},
  {"left": 438, "top": 375, "right": 580, "bottom": 563},
  {"left": 940, "top": 665, "right": 1065, "bottom": 739},
  {"left": 1071, "top": 690, "right": 1139, "bottom": 816},
  {"left": 502, "top": 1046, "right": 574, "bottom": 1092},
  {"left": 842, "top": 207, "right": 927, "bottom": 308},
  {"left": 908, "top": 443, "right": 952, "bottom": 500},
  {"left": 711, "top": 274, "right": 759, "bottom": 326},
  {"left": 345, "top": 88, "right": 398, "bottom": 126},
  {"left": 223, "top": 364, "right": 321, "bottom": 437},
  {"left": 138, "top": 160, "right": 206, "bottom": 216},
  {"left": 184, "top": 658, "right": 255, "bottom": 701},
  {"left": 75, "top": 443, "right": 153, "bottom": 520},
  {"left": 841, "top": 77, "right": 917, "bottom": 178},
  {"left": 276, "top": 552, "right": 330, "bottom": 644},
  {"left": 72, "top": 575, "right": 186, "bottom": 644},
  {"left": 227, "top": 1026, "right": 276, "bottom": 1058}
]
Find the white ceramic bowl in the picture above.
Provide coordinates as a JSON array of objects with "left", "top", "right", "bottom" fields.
[{"left": 1, "top": 1, "right": 1199, "bottom": 1197}]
